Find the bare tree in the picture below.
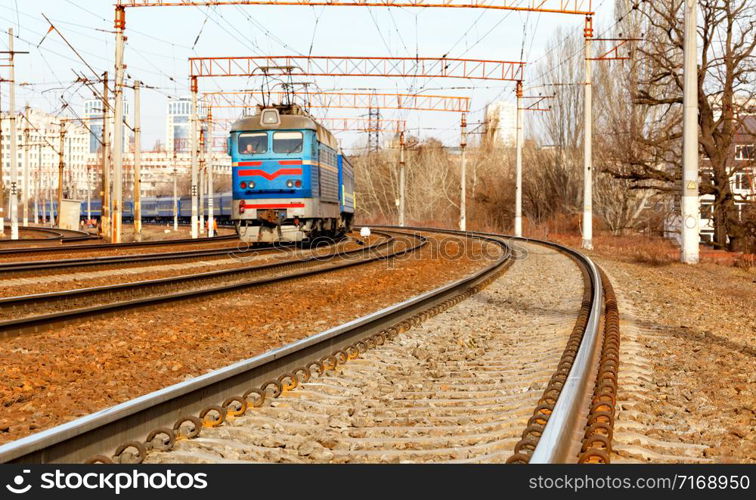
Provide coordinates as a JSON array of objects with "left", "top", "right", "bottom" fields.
[{"left": 622, "top": 0, "right": 755, "bottom": 250}]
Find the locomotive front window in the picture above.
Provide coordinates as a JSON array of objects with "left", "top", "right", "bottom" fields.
[
  {"left": 238, "top": 132, "right": 268, "bottom": 154},
  {"left": 273, "top": 131, "right": 303, "bottom": 154}
]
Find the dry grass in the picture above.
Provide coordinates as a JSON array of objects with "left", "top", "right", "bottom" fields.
[
  {"left": 357, "top": 216, "right": 755, "bottom": 271},
  {"left": 545, "top": 233, "right": 678, "bottom": 266},
  {"left": 734, "top": 253, "right": 754, "bottom": 271}
]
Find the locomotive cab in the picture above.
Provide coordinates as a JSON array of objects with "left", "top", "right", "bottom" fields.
[{"left": 229, "top": 105, "right": 350, "bottom": 243}]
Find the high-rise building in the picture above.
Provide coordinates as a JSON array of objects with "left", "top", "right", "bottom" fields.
[
  {"left": 83, "top": 98, "right": 131, "bottom": 154},
  {"left": 166, "top": 97, "right": 194, "bottom": 154},
  {"left": 483, "top": 100, "right": 517, "bottom": 148}
]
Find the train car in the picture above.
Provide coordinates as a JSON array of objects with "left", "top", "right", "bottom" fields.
[
  {"left": 141, "top": 197, "right": 158, "bottom": 221},
  {"left": 218, "top": 192, "right": 232, "bottom": 223},
  {"left": 178, "top": 195, "right": 192, "bottom": 222},
  {"left": 229, "top": 105, "right": 354, "bottom": 242},
  {"left": 123, "top": 201, "right": 134, "bottom": 221},
  {"left": 338, "top": 154, "right": 355, "bottom": 219},
  {"left": 205, "top": 193, "right": 232, "bottom": 224},
  {"left": 79, "top": 200, "right": 102, "bottom": 219},
  {"left": 156, "top": 196, "right": 174, "bottom": 219}
]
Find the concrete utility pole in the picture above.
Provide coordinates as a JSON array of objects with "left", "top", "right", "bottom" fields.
[
  {"left": 199, "top": 127, "right": 205, "bottom": 235},
  {"left": 47, "top": 150, "right": 53, "bottom": 227},
  {"left": 101, "top": 71, "right": 111, "bottom": 240},
  {"left": 514, "top": 81, "right": 524, "bottom": 238},
  {"left": 0, "top": 74, "right": 4, "bottom": 235},
  {"left": 34, "top": 144, "right": 41, "bottom": 224},
  {"left": 173, "top": 166, "right": 178, "bottom": 232},
  {"left": 39, "top": 145, "right": 46, "bottom": 224},
  {"left": 398, "top": 130, "right": 406, "bottom": 227},
  {"left": 86, "top": 165, "right": 91, "bottom": 222},
  {"left": 459, "top": 113, "right": 467, "bottom": 231},
  {"left": 22, "top": 104, "right": 29, "bottom": 227},
  {"left": 207, "top": 110, "right": 214, "bottom": 237},
  {"left": 56, "top": 123, "right": 66, "bottom": 227},
  {"left": 208, "top": 163, "right": 214, "bottom": 237},
  {"left": 582, "top": 16, "right": 594, "bottom": 250},
  {"left": 8, "top": 28, "right": 18, "bottom": 240},
  {"left": 681, "top": 0, "right": 700, "bottom": 264},
  {"left": 133, "top": 80, "right": 142, "bottom": 238},
  {"left": 111, "top": 5, "right": 126, "bottom": 243},
  {"left": 190, "top": 76, "right": 199, "bottom": 238}
]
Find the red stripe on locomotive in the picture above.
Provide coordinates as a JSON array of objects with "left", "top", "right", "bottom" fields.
[{"left": 237, "top": 168, "right": 303, "bottom": 180}]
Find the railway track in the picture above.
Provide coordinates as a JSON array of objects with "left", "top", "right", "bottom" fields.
[
  {"left": 0, "top": 226, "right": 96, "bottom": 244},
  {"left": 0, "top": 227, "right": 619, "bottom": 464},
  {"left": 0, "top": 241, "right": 272, "bottom": 275},
  {"left": 0, "top": 231, "right": 405, "bottom": 339},
  {"left": 0, "top": 235, "right": 238, "bottom": 256},
  {"left": 0, "top": 233, "right": 238, "bottom": 258}
]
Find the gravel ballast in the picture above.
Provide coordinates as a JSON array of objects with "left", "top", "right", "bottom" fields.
[
  {"left": 594, "top": 258, "right": 755, "bottom": 463},
  {"left": 147, "top": 241, "right": 585, "bottom": 464}
]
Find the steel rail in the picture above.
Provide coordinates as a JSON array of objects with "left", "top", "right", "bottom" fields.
[
  {"left": 0, "top": 228, "right": 508, "bottom": 463},
  {"left": 0, "top": 243, "right": 272, "bottom": 273},
  {"left": 0, "top": 233, "right": 238, "bottom": 256},
  {"left": 0, "top": 232, "right": 399, "bottom": 338},
  {"left": 526, "top": 241, "right": 602, "bottom": 462},
  {"left": 374, "top": 225, "right": 605, "bottom": 463},
  {"left": 0, "top": 227, "right": 95, "bottom": 244}
]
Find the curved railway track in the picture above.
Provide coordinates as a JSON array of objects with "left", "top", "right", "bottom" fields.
[
  {"left": 0, "top": 226, "right": 96, "bottom": 244},
  {"left": 0, "top": 227, "right": 619, "bottom": 464}
]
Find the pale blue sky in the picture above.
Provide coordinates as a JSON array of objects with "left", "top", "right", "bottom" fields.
[{"left": 0, "top": 0, "right": 613, "bottom": 148}]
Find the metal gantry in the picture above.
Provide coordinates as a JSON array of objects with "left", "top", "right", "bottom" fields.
[
  {"left": 203, "top": 91, "right": 471, "bottom": 113},
  {"left": 190, "top": 58, "right": 518, "bottom": 229},
  {"left": 580, "top": 16, "right": 642, "bottom": 250},
  {"left": 190, "top": 55, "right": 525, "bottom": 81},
  {"left": 513, "top": 83, "right": 552, "bottom": 238},
  {"left": 108, "top": 1, "right": 590, "bottom": 239},
  {"left": 108, "top": 0, "right": 707, "bottom": 257},
  {"left": 117, "top": 0, "right": 594, "bottom": 15}
]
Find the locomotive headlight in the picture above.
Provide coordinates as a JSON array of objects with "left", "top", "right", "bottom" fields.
[
  {"left": 261, "top": 108, "right": 281, "bottom": 126},
  {"left": 248, "top": 181, "right": 255, "bottom": 189},
  {"left": 286, "top": 180, "right": 294, "bottom": 188}
]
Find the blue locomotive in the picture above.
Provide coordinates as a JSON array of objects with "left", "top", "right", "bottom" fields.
[{"left": 228, "top": 105, "right": 355, "bottom": 242}]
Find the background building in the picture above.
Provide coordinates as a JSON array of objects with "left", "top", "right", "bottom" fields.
[
  {"left": 483, "top": 100, "right": 517, "bottom": 148},
  {"left": 166, "top": 97, "right": 194, "bottom": 154},
  {"left": 83, "top": 98, "right": 131, "bottom": 154},
  {"left": 1, "top": 109, "right": 90, "bottom": 209}
]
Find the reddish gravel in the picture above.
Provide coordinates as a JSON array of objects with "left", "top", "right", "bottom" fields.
[{"left": 0, "top": 231, "right": 500, "bottom": 445}]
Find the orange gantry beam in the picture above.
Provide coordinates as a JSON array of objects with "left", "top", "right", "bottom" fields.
[
  {"left": 202, "top": 91, "right": 470, "bottom": 113},
  {"left": 117, "top": 0, "right": 593, "bottom": 15},
  {"left": 207, "top": 116, "right": 407, "bottom": 132},
  {"left": 190, "top": 56, "right": 525, "bottom": 82},
  {"left": 321, "top": 117, "right": 406, "bottom": 133},
  {"left": 172, "top": 117, "right": 405, "bottom": 152}
]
